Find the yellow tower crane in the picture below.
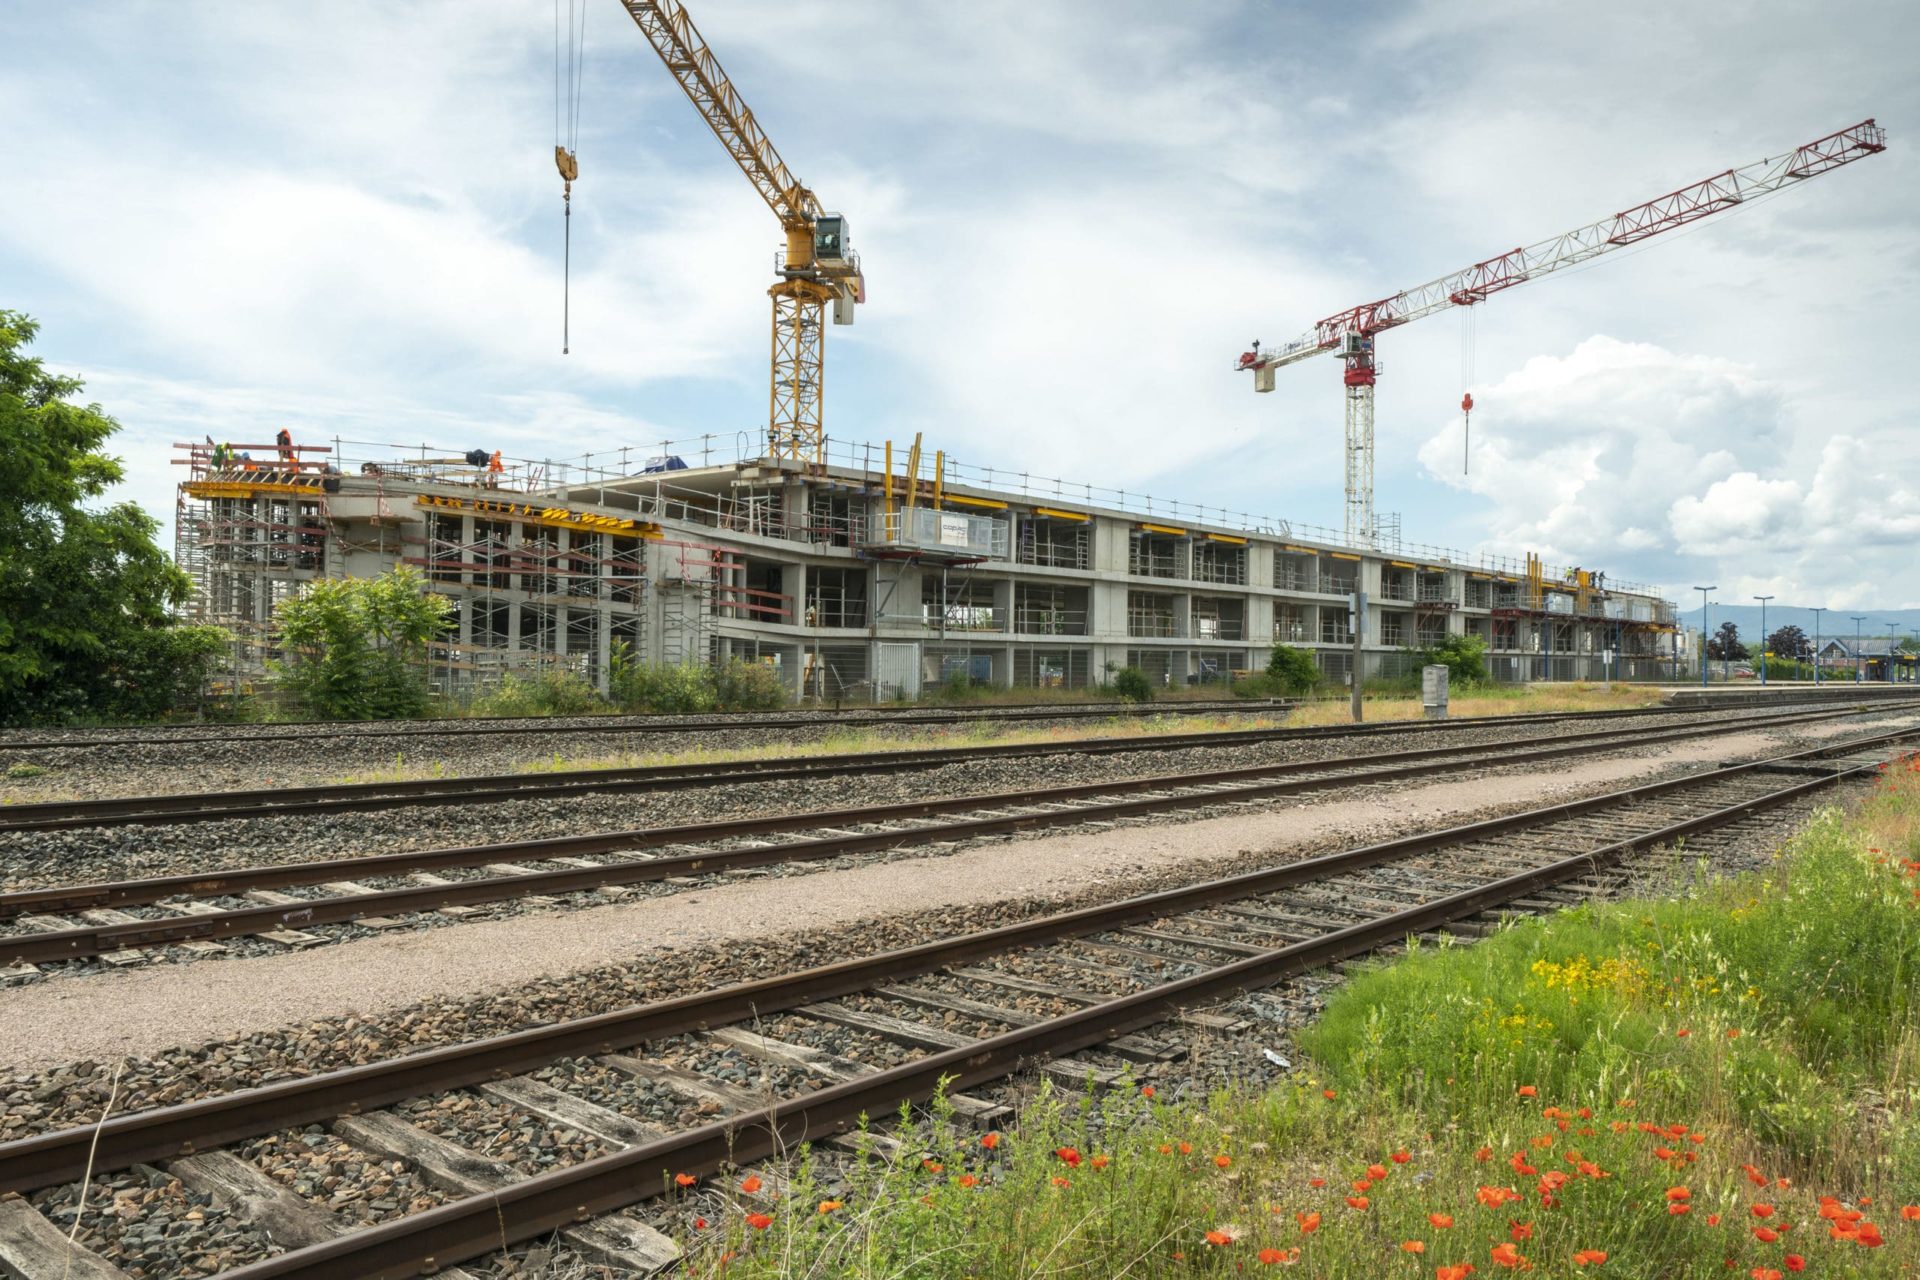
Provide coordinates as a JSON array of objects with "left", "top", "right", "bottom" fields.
[{"left": 615, "top": 0, "right": 865, "bottom": 463}]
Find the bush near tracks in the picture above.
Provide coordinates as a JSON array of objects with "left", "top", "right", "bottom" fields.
[
  {"left": 675, "top": 765, "right": 1920, "bottom": 1277},
  {"left": 271, "top": 567, "right": 453, "bottom": 720},
  {"left": 0, "top": 310, "right": 231, "bottom": 725}
]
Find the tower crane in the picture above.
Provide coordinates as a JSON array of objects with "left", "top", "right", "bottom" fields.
[
  {"left": 615, "top": 0, "right": 865, "bottom": 462},
  {"left": 1237, "top": 118, "right": 1886, "bottom": 548}
]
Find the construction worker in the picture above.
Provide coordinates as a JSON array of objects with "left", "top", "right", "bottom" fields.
[
  {"left": 486, "top": 450, "right": 505, "bottom": 488},
  {"left": 211, "top": 441, "right": 232, "bottom": 471},
  {"left": 276, "top": 427, "right": 295, "bottom": 467}
]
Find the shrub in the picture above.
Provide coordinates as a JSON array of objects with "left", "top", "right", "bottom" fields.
[
  {"left": 709, "top": 657, "right": 787, "bottom": 710},
  {"left": 270, "top": 567, "right": 453, "bottom": 720},
  {"left": 1411, "top": 633, "right": 1488, "bottom": 686},
  {"left": 476, "top": 667, "right": 605, "bottom": 717},
  {"left": 1110, "top": 666, "right": 1153, "bottom": 702},
  {"left": 607, "top": 644, "right": 788, "bottom": 713},
  {"left": 1265, "top": 644, "right": 1321, "bottom": 695}
]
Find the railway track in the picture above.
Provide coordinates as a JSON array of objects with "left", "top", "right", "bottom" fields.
[
  {"left": 7, "top": 696, "right": 1905, "bottom": 833},
  {"left": 0, "top": 697, "right": 1277, "bottom": 753},
  {"left": 0, "top": 700, "right": 1901, "bottom": 971},
  {"left": 0, "top": 723, "right": 1907, "bottom": 1279}
]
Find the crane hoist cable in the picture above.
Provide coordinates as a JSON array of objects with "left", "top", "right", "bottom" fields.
[{"left": 554, "top": 0, "right": 587, "bottom": 354}]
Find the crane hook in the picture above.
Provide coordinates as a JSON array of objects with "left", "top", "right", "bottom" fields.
[
  {"left": 556, "top": 147, "right": 578, "bottom": 355},
  {"left": 1460, "top": 392, "right": 1474, "bottom": 475}
]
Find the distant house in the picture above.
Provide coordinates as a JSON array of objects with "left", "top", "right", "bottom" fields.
[{"left": 1817, "top": 637, "right": 1916, "bottom": 682}]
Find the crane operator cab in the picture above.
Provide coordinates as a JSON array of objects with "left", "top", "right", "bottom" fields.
[
  {"left": 812, "top": 214, "right": 851, "bottom": 266},
  {"left": 812, "top": 213, "right": 863, "bottom": 325}
]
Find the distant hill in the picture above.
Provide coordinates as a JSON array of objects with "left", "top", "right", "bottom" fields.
[{"left": 1675, "top": 605, "right": 1920, "bottom": 646}]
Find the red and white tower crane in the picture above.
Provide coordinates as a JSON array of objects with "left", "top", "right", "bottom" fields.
[{"left": 1237, "top": 118, "right": 1886, "bottom": 548}]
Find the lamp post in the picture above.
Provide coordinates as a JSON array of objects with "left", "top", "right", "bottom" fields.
[
  {"left": 1888, "top": 623, "right": 1902, "bottom": 684},
  {"left": 1753, "top": 595, "right": 1773, "bottom": 685},
  {"left": 1852, "top": 616, "right": 1867, "bottom": 684},
  {"left": 1694, "top": 586, "right": 1716, "bottom": 687},
  {"left": 1811, "top": 607, "right": 1825, "bottom": 685}
]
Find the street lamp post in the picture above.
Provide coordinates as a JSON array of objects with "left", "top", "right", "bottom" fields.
[
  {"left": 1754, "top": 595, "right": 1773, "bottom": 685},
  {"left": 1694, "top": 586, "right": 1716, "bottom": 688},
  {"left": 1852, "top": 616, "right": 1868, "bottom": 684},
  {"left": 1811, "top": 607, "right": 1825, "bottom": 686}
]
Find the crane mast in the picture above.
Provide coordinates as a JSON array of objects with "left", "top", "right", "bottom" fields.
[
  {"left": 1239, "top": 118, "right": 1886, "bottom": 547},
  {"left": 617, "top": 0, "right": 865, "bottom": 462}
]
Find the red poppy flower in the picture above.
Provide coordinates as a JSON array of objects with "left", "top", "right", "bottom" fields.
[
  {"left": 674, "top": 1173, "right": 697, "bottom": 1188},
  {"left": 1429, "top": 1213, "right": 1455, "bottom": 1229},
  {"left": 1402, "top": 1240, "right": 1427, "bottom": 1254},
  {"left": 1476, "top": 1147, "right": 1494, "bottom": 1162},
  {"left": 1258, "top": 1247, "right": 1296, "bottom": 1265},
  {"left": 1179, "top": 1142, "right": 1193, "bottom": 1156},
  {"left": 1055, "top": 1147, "right": 1081, "bottom": 1167},
  {"left": 1367, "top": 1162, "right": 1389, "bottom": 1180},
  {"left": 1901, "top": 1205, "right": 1920, "bottom": 1221},
  {"left": 1573, "top": 1250, "right": 1608, "bottom": 1266},
  {"left": 1215, "top": 1154, "right": 1233, "bottom": 1169},
  {"left": 1050, "top": 1175, "right": 1071, "bottom": 1188},
  {"left": 1509, "top": 1222, "right": 1533, "bottom": 1242},
  {"left": 981, "top": 1132, "right": 1000, "bottom": 1150},
  {"left": 1204, "top": 1229, "right": 1234, "bottom": 1247},
  {"left": 1666, "top": 1186, "right": 1691, "bottom": 1201},
  {"left": 1491, "top": 1242, "right": 1525, "bottom": 1268},
  {"left": 958, "top": 1174, "right": 978, "bottom": 1188},
  {"left": 1392, "top": 1150, "right": 1412, "bottom": 1164},
  {"left": 1669, "top": 1204, "right": 1691, "bottom": 1216},
  {"left": 1091, "top": 1155, "right": 1110, "bottom": 1171},
  {"left": 1346, "top": 1195, "right": 1370, "bottom": 1210},
  {"left": 817, "top": 1199, "right": 844, "bottom": 1214},
  {"left": 1437, "top": 1267, "right": 1476, "bottom": 1280},
  {"left": 1141, "top": 1085, "right": 1155, "bottom": 1098},
  {"left": 1308, "top": 1177, "right": 1325, "bottom": 1188},
  {"left": 745, "top": 1212, "right": 772, "bottom": 1230},
  {"left": 1783, "top": 1256, "right": 1805, "bottom": 1273},
  {"left": 694, "top": 1217, "right": 708, "bottom": 1230},
  {"left": 1856, "top": 1222, "right": 1885, "bottom": 1247},
  {"left": 739, "top": 1175, "right": 762, "bottom": 1194},
  {"left": 1751, "top": 1204, "right": 1774, "bottom": 1219},
  {"left": 1706, "top": 1214, "right": 1721, "bottom": 1226},
  {"left": 1517, "top": 1086, "right": 1537, "bottom": 1098},
  {"left": 1297, "top": 1211, "right": 1320, "bottom": 1233},
  {"left": 1755, "top": 1227, "right": 1779, "bottom": 1243},
  {"left": 1323, "top": 1089, "right": 1337, "bottom": 1100}
]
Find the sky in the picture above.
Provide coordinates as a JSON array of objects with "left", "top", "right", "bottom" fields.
[{"left": 2, "top": 1, "right": 1914, "bottom": 611}]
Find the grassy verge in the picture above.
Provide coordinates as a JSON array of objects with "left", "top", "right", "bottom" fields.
[
  {"left": 1282, "top": 681, "right": 1667, "bottom": 727},
  {"left": 665, "top": 762, "right": 1920, "bottom": 1277},
  {"left": 330, "top": 714, "right": 1288, "bottom": 785}
]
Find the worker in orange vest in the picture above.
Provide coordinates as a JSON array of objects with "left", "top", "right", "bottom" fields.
[{"left": 486, "top": 450, "right": 505, "bottom": 488}]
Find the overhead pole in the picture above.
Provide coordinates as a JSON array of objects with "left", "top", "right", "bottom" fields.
[{"left": 1237, "top": 119, "right": 1887, "bottom": 549}]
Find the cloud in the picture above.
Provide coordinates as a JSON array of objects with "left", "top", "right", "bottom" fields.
[
  {"left": 1416, "top": 336, "right": 1920, "bottom": 606},
  {"left": 1668, "top": 474, "right": 1805, "bottom": 552}
]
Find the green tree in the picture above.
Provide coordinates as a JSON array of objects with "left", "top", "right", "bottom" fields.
[
  {"left": 1264, "top": 644, "right": 1322, "bottom": 695},
  {"left": 0, "top": 310, "right": 230, "bottom": 724},
  {"left": 272, "top": 567, "right": 453, "bottom": 719},
  {"left": 1414, "top": 633, "right": 1489, "bottom": 686}
]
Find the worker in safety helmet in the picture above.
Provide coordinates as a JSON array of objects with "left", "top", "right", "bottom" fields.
[{"left": 486, "top": 450, "right": 505, "bottom": 488}]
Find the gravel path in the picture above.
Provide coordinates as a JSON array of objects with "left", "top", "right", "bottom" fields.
[{"left": 0, "top": 719, "right": 1866, "bottom": 1077}]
